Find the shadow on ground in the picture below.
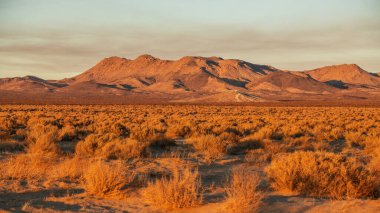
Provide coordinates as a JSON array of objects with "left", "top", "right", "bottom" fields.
[{"left": 0, "top": 188, "right": 84, "bottom": 212}]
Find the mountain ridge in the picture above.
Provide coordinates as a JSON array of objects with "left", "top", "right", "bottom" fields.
[{"left": 1, "top": 55, "right": 380, "bottom": 104}]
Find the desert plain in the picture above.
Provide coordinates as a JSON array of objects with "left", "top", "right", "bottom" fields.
[{"left": 0, "top": 104, "right": 379, "bottom": 212}]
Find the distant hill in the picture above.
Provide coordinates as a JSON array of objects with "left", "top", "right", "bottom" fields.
[{"left": 1, "top": 55, "right": 380, "bottom": 104}]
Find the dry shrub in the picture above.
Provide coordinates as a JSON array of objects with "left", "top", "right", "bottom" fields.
[
  {"left": 59, "top": 124, "right": 77, "bottom": 141},
  {"left": 99, "top": 139, "right": 146, "bottom": 160},
  {"left": 187, "top": 134, "right": 229, "bottom": 160},
  {"left": 262, "top": 139, "right": 288, "bottom": 156},
  {"left": 166, "top": 125, "right": 191, "bottom": 138},
  {"left": 76, "top": 132, "right": 174, "bottom": 159},
  {"left": 130, "top": 126, "right": 159, "bottom": 142},
  {"left": 250, "top": 126, "right": 274, "bottom": 141},
  {"left": 225, "top": 168, "right": 263, "bottom": 213},
  {"left": 28, "top": 134, "right": 60, "bottom": 157},
  {"left": 83, "top": 160, "right": 133, "bottom": 198},
  {"left": 27, "top": 124, "right": 58, "bottom": 143},
  {"left": 0, "top": 154, "right": 53, "bottom": 179},
  {"left": 266, "top": 151, "right": 379, "bottom": 199},
  {"left": 111, "top": 123, "right": 129, "bottom": 137},
  {"left": 245, "top": 149, "right": 271, "bottom": 165},
  {"left": 365, "top": 137, "right": 380, "bottom": 172},
  {"left": 228, "top": 134, "right": 262, "bottom": 155},
  {"left": 142, "top": 167, "right": 202, "bottom": 210},
  {"left": 330, "top": 127, "right": 344, "bottom": 140},
  {"left": 27, "top": 124, "right": 60, "bottom": 157},
  {"left": 0, "top": 154, "right": 92, "bottom": 185},
  {"left": 345, "top": 131, "right": 365, "bottom": 148},
  {"left": 75, "top": 133, "right": 117, "bottom": 157},
  {"left": 370, "top": 149, "right": 380, "bottom": 173},
  {"left": 0, "top": 116, "right": 17, "bottom": 133},
  {"left": 131, "top": 125, "right": 175, "bottom": 148},
  {"left": 50, "top": 157, "right": 90, "bottom": 181}
]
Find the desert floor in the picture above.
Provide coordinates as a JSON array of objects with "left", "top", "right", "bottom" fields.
[{"left": 0, "top": 105, "right": 379, "bottom": 212}]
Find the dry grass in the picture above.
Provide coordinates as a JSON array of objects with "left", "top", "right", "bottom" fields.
[
  {"left": 266, "top": 151, "right": 379, "bottom": 199},
  {"left": 142, "top": 166, "right": 203, "bottom": 210},
  {"left": 225, "top": 168, "right": 263, "bottom": 213}
]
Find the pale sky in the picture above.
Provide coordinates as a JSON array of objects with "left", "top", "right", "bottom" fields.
[{"left": 1, "top": 0, "right": 379, "bottom": 79}]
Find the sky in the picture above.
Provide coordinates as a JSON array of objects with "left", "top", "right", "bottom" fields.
[{"left": 0, "top": 0, "right": 380, "bottom": 79}]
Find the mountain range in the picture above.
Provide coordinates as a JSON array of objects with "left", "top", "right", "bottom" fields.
[{"left": 1, "top": 55, "right": 380, "bottom": 104}]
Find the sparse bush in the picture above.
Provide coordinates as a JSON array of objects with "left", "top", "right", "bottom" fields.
[
  {"left": 365, "top": 137, "right": 380, "bottom": 172},
  {"left": 266, "top": 151, "right": 379, "bottom": 199},
  {"left": 111, "top": 123, "right": 129, "bottom": 137},
  {"left": 83, "top": 160, "right": 133, "bottom": 197},
  {"left": 250, "top": 126, "right": 274, "bottom": 141},
  {"left": 27, "top": 124, "right": 59, "bottom": 144},
  {"left": 142, "top": 167, "right": 202, "bottom": 210},
  {"left": 187, "top": 134, "right": 229, "bottom": 159},
  {"left": 166, "top": 125, "right": 191, "bottom": 138},
  {"left": 59, "top": 124, "right": 77, "bottom": 141},
  {"left": 245, "top": 149, "right": 271, "bottom": 165},
  {"left": 75, "top": 133, "right": 117, "bottom": 157},
  {"left": 99, "top": 138, "right": 146, "bottom": 160},
  {"left": 27, "top": 124, "right": 60, "bottom": 157},
  {"left": 28, "top": 134, "right": 60, "bottom": 157},
  {"left": 225, "top": 168, "right": 263, "bottom": 213},
  {"left": 50, "top": 157, "right": 90, "bottom": 181},
  {"left": 345, "top": 131, "right": 364, "bottom": 148},
  {"left": 228, "top": 134, "right": 262, "bottom": 155},
  {"left": 0, "top": 154, "right": 53, "bottom": 179}
]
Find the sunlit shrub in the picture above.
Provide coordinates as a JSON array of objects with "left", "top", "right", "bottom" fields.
[{"left": 266, "top": 151, "right": 379, "bottom": 199}]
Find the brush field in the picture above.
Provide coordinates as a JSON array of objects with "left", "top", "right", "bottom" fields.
[{"left": 0, "top": 105, "right": 379, "bottom": 212}]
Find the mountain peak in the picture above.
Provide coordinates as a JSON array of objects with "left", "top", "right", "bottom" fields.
[
  {"left": 135, "top": 54, "right": 159, "bottom": 61},
  {"left": 306, "top": 63, "right": 380, "bottom": 86},
  {"left": 99, "top": 56, "right": 129, "bottom": 65},
  {"left": 323, "top": 64, "right": 362, "bottom": 71}
]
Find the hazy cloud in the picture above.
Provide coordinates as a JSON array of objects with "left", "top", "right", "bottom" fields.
[{"left": 1, "top": 0, "right": 379, "bottom": 79}]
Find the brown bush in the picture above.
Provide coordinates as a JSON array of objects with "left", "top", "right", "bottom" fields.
[
  {"left": 345, "top": 131, "right": 364, "bottom": 148},
  {"left": 75, "top": 133, "right": 117, "bottom": 157},
  {"left": 111, "top": 123, "right": 129, "bottom": 137},
  {"left": 59, "top": 124, "right": 77, "bottom": 141},
  {"left": 266, "top": 151, "right": 379, "bottom": 199},
  {"left": 166, "top": 125, "right": 191, "bottom": 138},
  {"left": 142, "top": 166, "right": 202, "bottom": 210},
  {"left": 225, "top": 168, "right": 263, "bottom": 213},
  {"left": 50, "top": 157, "right": 90, "bottom": 181},
  {"left": 187, "top": 134, "right": 229, "bottom": 160},
  {"left": 99, "top": 138, "right": 146, "bottom": 160},
  {"left": 27, "top": 124, "right": 60, "bottom": 157},
  {"left": 0, "top": 154, "right": 53, "bottom": 179},
  {"left": 83, "top": 160, "right": 133, "bottom": 198}
]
